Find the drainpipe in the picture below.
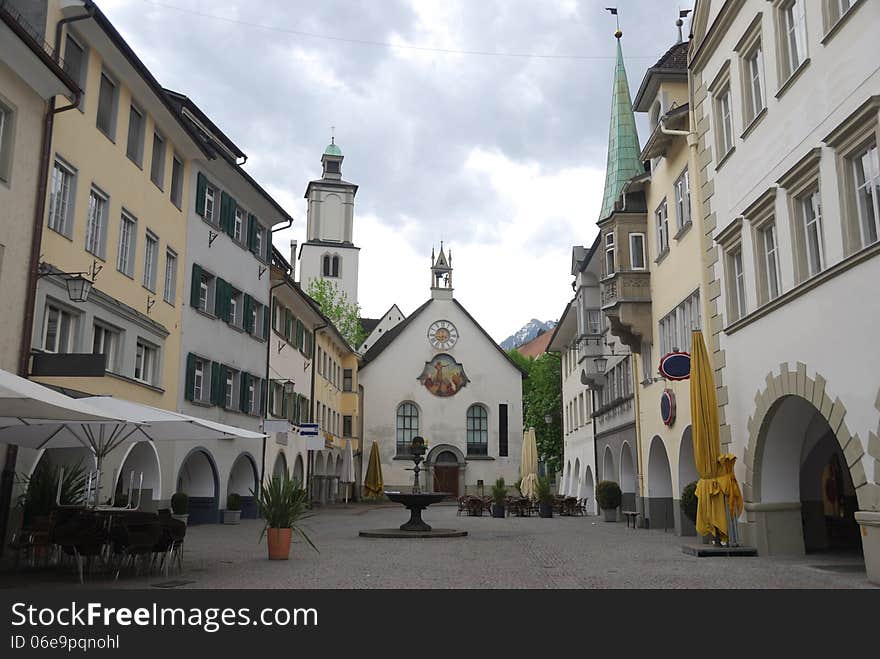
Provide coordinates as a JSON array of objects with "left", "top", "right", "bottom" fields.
[
  {"left": 3, "top": 2, "right": 93, "bottom": 559},
  {"left": 632, "top": 353, "right": 646, "bottom": 525},
  {"left": 306, "top": 325, "right": 326, "bottom": 505}
]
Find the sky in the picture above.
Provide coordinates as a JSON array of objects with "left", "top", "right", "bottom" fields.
[{"left": 100, "top": 0, "right": 690, "bottom": 342}]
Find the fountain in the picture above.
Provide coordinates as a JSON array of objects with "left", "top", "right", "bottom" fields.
[{"left": 359, "top": 436, "right": 467, "bottom": 538}]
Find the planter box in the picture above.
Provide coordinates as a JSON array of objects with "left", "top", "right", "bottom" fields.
[
  {"left": 538, "top": 502, "right": 553, "bottom": 518},
  {"left": 602, "top": 508, "right": 616, "bottom": 522},
  {"left": 491, "top": 504, "right": 505, "bottom": 518},
  {"left": 222, "top": 510, "right": 241, "bottom": 525}
]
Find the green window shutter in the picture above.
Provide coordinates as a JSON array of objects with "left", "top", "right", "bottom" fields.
[
  {"left": 285, "top": 310, "right": 293, "bottom": 341},
  {"left": 271, "top": 298, "right": 277, "bottom": 333},
  {"left": 210, "top": 362, "right": 221, "bottom": 406},
  {"left": 190, "top": 264, "right": 202, "bottom": 308},
  {"left": 247, "top": 213, "right": 257, "bottom": 252},
  {"left": 243, "top": 295, "right": 254, "bottom": 333},
  {"left": 214, "top": 278, "right": 226, "bottom": 320},
  {"left": 263, "top": 305, "right": 269, "bottom": 340},
  {"left": 195, "top": 172, "right": 207, "bottom": 216},
  {"left": 280, "top": 388, "right": 288, "bottom": 419},
  {"left": 304, "top": 331, "right": 312, "bottom": 358},
  {"left": 261, "top": 379, "right": 267, "bottom": 416},
  {"left": 219, "top": 191, "right": 228, "bottom": 232},
  {"left": 239, "top": 372, "right": 249, "bottom": 413},
  {"left": 184, "top": 353, "right": 196, "bottom": 401},
  {"left": 296, "top": 320, "right": 304, "bottom": 350}
]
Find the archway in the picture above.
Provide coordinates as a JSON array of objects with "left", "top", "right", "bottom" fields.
[
  {"left": 583, "top": 466, "right": 596, "bottom": 514},
  {"left": 293, "top": 454, "right": 305, "bottom": 486},
  {"left": 563, "top": 461, "right": 571, "bottom": 495},
  {"left": 425, "top": 444, "right": 466, "bottom": 497},
  {"left": 677, "top": 426, "right": 699, "bottom": 536},
  {"left": 176, "top": 448, "right": 219, "bottom": 524},
  {"left": 647, "top": 436, "right": 673, "bottom": 531},
  {"left": 272, "top": 452, "right": 288, "bottom": 480},
  {"left": 602, "top": 446, "right": 615, "bottom": 485},
  {"left": 754, "top": 395, "right": 862, "bottom": 556},
  {"left": 312, "top": 452, "right": 325, "bottom": 501},
  {"left": 115, "top": 441, "right": 161, "bottom": 510},
  {"left": 573, "top": 459, "right": 581, "bottom": 498},
  {"left": 228, "top": 453, "right": 259, "bottom": 519},
  {"left": 620, "top": 442, "right": 636, "bottom": 512}
]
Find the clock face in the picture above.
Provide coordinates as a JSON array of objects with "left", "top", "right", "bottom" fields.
[{"left": 428, "top": 320, "right": 459, "bottom": 350}]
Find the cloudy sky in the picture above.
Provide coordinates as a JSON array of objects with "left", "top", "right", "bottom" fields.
[{"left": 101, "top": 0, "right": 689, "bottom": 342}]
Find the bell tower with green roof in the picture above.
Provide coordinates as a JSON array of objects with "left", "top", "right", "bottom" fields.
[{"left": 598, "top": 30, "right": 643, "bottom": 222}]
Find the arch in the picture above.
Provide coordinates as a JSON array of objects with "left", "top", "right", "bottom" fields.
[
  {"left": 563, "top": 461, "right": 571, "bottom": 495},
  {"left": 115, "top": 441, "right": 162, "bottom": 509},
  {"left": 293, "top": 453, "right": 305, "bottom": 485},
  {"left": 620, "top": 441, "right": 636, "bottom": 512},
  {"left": 678, "top": 425, "right": 699, "bottom": 496},
  {"left": 647, "top": 436, "right": 674, "bottom": 531},
  {"left": 425, "top": 443, "right": 466, "bottom": 498},
  {"left": 322, "top": 254, "right": 331, "bottom": 277},
  {"left": 744, "top": 363, "right": 874, "bottom": 559},
  {"left": 583, "top": 465, "right": 596, "bottom": 514},
  {"left": 176, "top": 447, "right": 219, "bottom": 524},
  {"left": 573, "top": 459, "right": 581, "bottom": 498},
  {"left": 314, "top": 451, "right": 325, "bottom": 476},
  {"left": 331, "top": 255, "right": 340, "bottom": 278},
  {"left": 602, "top": 445, "right": 615, "bottom": 484},
  {"left": 272, "top": 452, "right": 288, "bottom": 480},
  {"left": 229, "top": 452, "right": 259, "bottom": 519}
]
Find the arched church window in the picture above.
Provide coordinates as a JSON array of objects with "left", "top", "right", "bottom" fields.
[
  {"left": 322, "top": 255, "right": 331, "bottom": 276},
  {"left": 332, "top": 255, "right": 340, "bottom": 277},
  {"left": 396, "top": 402, "right": 419, "bottom": 455},
  {"left": 466, "top": 405, "right": 488, "bottom": 456}
]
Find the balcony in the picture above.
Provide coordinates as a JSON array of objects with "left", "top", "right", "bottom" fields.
[
  {"left": 600, "top": 271, "right": 652, "bottom": 352},
  {"left": 31, "top": 352, "right": 107, "bottom": 377}
]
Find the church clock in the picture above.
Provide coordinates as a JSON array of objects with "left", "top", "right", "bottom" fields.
[{"left": 428, "top": 320, "right": 459, "bottom": 350}]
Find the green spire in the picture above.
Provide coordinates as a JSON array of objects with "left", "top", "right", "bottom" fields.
[{"left": 598, "top": 35, "right": 642, "bottom": 221}]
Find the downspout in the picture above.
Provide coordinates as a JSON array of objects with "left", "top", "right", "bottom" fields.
[
  {"left": 306, "top": 324, "right": 326, "bottom": 505},
  {"left": 632, "top": 352, "right": 646, "bottom": 525}
]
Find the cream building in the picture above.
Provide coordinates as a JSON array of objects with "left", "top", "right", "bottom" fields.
[{"left": 689, "top": 0, "right": 880, "bottom": 582}]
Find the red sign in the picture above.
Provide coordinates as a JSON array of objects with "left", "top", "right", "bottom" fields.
[
  {"left": 660, "top": 389, "right": 676, "bottom": 426},
  {"left": 659, "top": 351, "right": 691, "bottom": 380}
]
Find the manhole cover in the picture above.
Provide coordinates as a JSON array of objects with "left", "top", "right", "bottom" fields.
[
  {"left": 151, "top": 580, "right": 196, "bottom": 588},
  {"left": 808, "top": 564, "right": 865, "bottom": 574}
]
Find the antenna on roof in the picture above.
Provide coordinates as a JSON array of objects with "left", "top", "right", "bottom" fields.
[{"left": 677, "top": 9, "right": 692, "bottom": 44}]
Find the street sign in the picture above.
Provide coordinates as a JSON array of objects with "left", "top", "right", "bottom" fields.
[
  {"left": 659, "top": 351, "right": 691, "bottom": 380},
  {"left": 299, "top": 423, "right": 323, "bottom": 451}
]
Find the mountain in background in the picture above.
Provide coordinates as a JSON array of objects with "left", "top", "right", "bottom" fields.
[{"left": 500, "top": 319, "right": 557, "bottom": 351}]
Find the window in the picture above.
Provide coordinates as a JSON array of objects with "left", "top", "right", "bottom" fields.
[
  {"left": 117, "top": 211, "right": 137, "bottom": 277},
  {"left": 85, "top": 187, "right": 108, "bottom": 258},
  {"left": 198, "top": 273, "right": 210, "bottom": 312},
  {"left": 824, "top": 0, "right": 855, "bottom": 32},
  {"left": 587, "top": 308, "right": 601, "bottom": 335},
  {"left": 659, "top": 291, "right": 701, "bottom": 354},
  {"left": 126, "top": 105, "right": 145, "bottom": 165},
  {"left": 234, "top": 207, "right": 244, "bottom": 243},
  {"left": 331, "top": 255, "right": 340, "bottom": 277},
  {"left": 498, "top": 403, "right": 508, "bottom": 457},
  {"left": 655, "top": 200, "right": 670, "bottom": 256},
  {"left": 150, "top": 133, "right": 166, "bottom": 189},
  {"left": 96, "top": 71, "right": 118, "bottom": 138},
  {"left": 92, "top": 323, "right": 120, "bottom": 373},
  {"left": 604, "top": 233, "right": 615, "bottom": 276},
  {"left": 743, "top": 43, "right": 765, "bottom": 125},
  {"left": 254, "top": 226, "right": 264, "bottom": 259},
  {"left": 134, "top": 340, "right": 158, "bottom": 385},
  {"left": 163, "top": 249, "right": 177, "bottom": 304},
  {"left": 343, "top": 415, "right": 352, "bottom": 438},
  {"left": 715, "top": 86, "right": 733, "bottom": 159},
  {"left": 247, "top": 378, "right": 256, "bottom": 414},
  {"left": 396, "top": 402, "right": 419, "bottom": 455},
  {"left": 143, "top": 231, "right": 158, "bottom": 291},
  {"left": 799, "top": 189, "right": 825, "bottom": 278},
  {"left": 758, "top": 223, "right": 781, "bottom": 302},
  {"left": 629, "top": 233, "right": 646, "bottom": 269},
  {"left": 343, "top": 368, "right": 353, "bottom": 392},
  {"left": 225, "top": 371, "right": 235, "bottom": 408},
  {"left": 674, "top": 169, "right": 691, "bottom": 231},
  {"left": 640, "top": 342, "right": 653, "bottom": 383},
  {"left": 230, "top": 290, "right": 243, "bottom": 326},
  {"left": 43, "top": 304, "right": 75, "bottom": 353},
  {"left": 48, "top": 159, "right": 75, "bottom": 236},
  {"left": 466, "top": 405, "right": 488, "bottom": 456},
  {"left": 63, "top": 34, "right": 86, "bottom": 92},
  {"left": 779, "top": 0, "right": 808, "bottom": 81},
  {"left": 326, "top": 160, "right": 340, "bottom": 174},
  {"left": 726, "top": 247, "right": 747, "bottom": 322},
  {"left": 322, "top": 255, "right": 331, "bottom": 276},
  {"left": 851, "top": 143, "right": 879, "bottom": 249},
  {"left": 170, "top": 155, "right": 183, "bottom": 208},
  {"left": 193, "top": 358, "right": 205, "bottom": 401},
  {"left": 204, "top": 185, "right": 215, "bottom": 223}
]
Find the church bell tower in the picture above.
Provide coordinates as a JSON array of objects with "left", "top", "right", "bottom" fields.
[{"left": 430, "top": 243, "right": 454, "bottom": 300}]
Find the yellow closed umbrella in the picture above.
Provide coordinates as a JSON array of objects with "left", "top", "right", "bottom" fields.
[
  {"left": 363, "top": 441, "right": 384, "bottom": 499},
  {"left": 690, "top": 330, "right": 729, "bottom": 541},
  {"left": 520, "top": 427, "right": 539, "bottom": 499}
]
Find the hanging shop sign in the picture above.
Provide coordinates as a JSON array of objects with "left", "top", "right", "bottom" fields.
[
  {"left": 659, "top": 351, "right": 691, "bottom": 380},
  {"left": 660, "top": 389, "right": 676, "bottom": 427}
]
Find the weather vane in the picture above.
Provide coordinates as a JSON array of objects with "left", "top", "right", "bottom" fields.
[{"left": 605, "top": 7, "right": 621, "bottom": 38}]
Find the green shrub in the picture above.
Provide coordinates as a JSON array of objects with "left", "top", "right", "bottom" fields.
[
  {"left": 536, "top": 476, "right": 553, "bottom": 504},
  {"left": 680, "top": 481, "right": 698, "bottom": 523},
  {"left": 596, "top": 480, "right": 622, "bottom": 510},
  {"left": 17, "top": 457, "right": 86, "bottom": 524},
  {"left": 227, "top": 492, "right": 242, "bottom": 511},
  {"left": 171, "top": 492, "right": 188, "bottom": 515},
  {"left": 491, "top": 478, "right": 507, "bottom": 503}
]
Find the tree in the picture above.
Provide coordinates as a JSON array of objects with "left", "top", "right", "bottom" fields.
[
  {"left": 305, "top": 278, "right": 368, "bottom": 349},
  {"left": 507, "top": 349, "right": 563, "bottom": 475}
]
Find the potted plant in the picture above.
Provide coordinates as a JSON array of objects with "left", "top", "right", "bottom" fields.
[
  {"left": 253, "top": 474, "right": 317, "bottom": 560},
  {"left": 536, "top": 476, "right": 554, "bottom": 518},
  {"left": 680, "top": 481, "right": 699, "bottom": 537},
  {"left": 491, "top": 477, "right": 507, "bottom": 518},
  {"left": 171, "top": 492, "right": 189, "bottom": 525},
  {"left": 223, "top": 492, "right": 241, "bottom": 524},
  {"left": 596, "top": 480, "right": 621, "bottom": 522}
]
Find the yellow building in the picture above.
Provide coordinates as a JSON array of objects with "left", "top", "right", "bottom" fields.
[{"left": 26, "top": 0, "right": 207, "bottom": 410}]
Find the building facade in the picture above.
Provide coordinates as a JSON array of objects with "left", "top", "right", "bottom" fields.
[{"left": 690, "top": 0, "right": 880, "bottom": 581}]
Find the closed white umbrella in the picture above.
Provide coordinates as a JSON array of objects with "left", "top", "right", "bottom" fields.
[
  {"left": 520, "top": 427, "right": 539, "bottom": 500},
  {"left": 340, "top": 439, "right": 355, "bottom": 503}
]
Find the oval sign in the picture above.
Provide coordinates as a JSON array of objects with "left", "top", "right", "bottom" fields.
[
  {"left": 660, "top": 388, "right": 676, "bottom": 426},
  {"left": 659, "top": 351, "right": 691, "bottom": 380}
]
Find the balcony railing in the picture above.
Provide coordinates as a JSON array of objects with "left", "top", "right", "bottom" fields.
[{"left": 601, "top": 271, "right": 652, "bottom": 307}]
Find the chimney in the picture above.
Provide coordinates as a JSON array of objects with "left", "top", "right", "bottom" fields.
[{"left": 289, "top": 240, "right": 298, "bottom": 279}]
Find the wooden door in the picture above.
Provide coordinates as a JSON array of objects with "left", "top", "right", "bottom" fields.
[{"left": 433, "top": 466, "right": 458, "bottom": 498}]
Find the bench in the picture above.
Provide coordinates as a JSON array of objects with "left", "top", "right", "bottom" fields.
[{"left": 622, "top": 510, "right": 640, "bottom": 528}]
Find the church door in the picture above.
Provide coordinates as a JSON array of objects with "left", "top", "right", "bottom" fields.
[{"left": 433, "top": 452, "right": 459, "bottom": 497}]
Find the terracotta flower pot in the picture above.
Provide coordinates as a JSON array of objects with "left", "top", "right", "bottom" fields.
[{"left": 267, "top": 527, "right": 293, "bottom": 560}]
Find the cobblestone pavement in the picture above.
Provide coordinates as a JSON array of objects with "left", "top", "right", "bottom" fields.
[{"left": 3, "top": 503, "right": 875, "bottom": 589}]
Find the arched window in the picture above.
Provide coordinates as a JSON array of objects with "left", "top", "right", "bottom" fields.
[
  {"left": 396, "top": 402, "right": 418, "bottom": 455},
  {"left": 331, "top": 255, "right": 340, "bottom": 277},
  {"left": 466, "top": 404, "right": 488, "bottom": 456},
  {"left": 322, "top": 255, "right": 331, "bottom": 276}
]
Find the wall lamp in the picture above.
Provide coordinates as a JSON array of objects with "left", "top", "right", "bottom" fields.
[{"left": 37, "top": 260, "right": 101, "bottom": 303}]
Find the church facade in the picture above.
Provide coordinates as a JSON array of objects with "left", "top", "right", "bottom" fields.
[{"left": 359, "top": 248, "right": 524, "bottom": 496}]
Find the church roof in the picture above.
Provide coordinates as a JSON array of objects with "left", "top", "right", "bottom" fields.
[
  {"left": 359, "top": 299, "right": 527, "bottom": 376},
  {"left": 360, "top": 317, "right": 381, "bottom": 334},
  {"left": 598, "top": 37, "right": 643, "bottom": 222}
]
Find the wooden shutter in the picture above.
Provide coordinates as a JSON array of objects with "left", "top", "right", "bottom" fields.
[
  {"left": 184, "top": 353, "right": 196, "bottom": 401},
  {"left": 195, "top": 172, "right": 207, "bottom": 216},
  {"left": 214, "top": 278, "right": 225, "bottom": 320},
  {"left": 263, "top": 305, "right": 269, "bottom": 340},
  {"left": 218, "top": 364, "right": 228, "bottom": 407},
  {"left": 285, "top": 310, "right": 293, "bottom": 341},
  {"left": 239, "top": 372, "right": 249, "bottom": 413},
  {"left": 243, "top": 294, "right": 253, "bottom": 333},
  {"left": 296, "top": 319, "right": 304, "bottom": 349},
  {"left": 211, "top": 362, "right": 222, "bottom": 406},
  {"left": 247, "top": 213, "right": 258, "bottom": 253},
  {"left": 190, "top": 264, "right": 202, "bottom": 308}
]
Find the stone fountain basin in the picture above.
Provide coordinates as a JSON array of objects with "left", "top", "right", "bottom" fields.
[
  {"left": 358, "top": 491, "right": 467, "bottom": 538},
  {"left": 385, "top": 491, "right": 447, "bottom": 508}
]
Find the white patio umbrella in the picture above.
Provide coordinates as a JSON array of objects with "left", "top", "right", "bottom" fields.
[
  {"left": 520, "top": 427, "right": 539, "bottom": 500},
  {"left": 340, "top": 439, "right": 356, "bottom": 503}
]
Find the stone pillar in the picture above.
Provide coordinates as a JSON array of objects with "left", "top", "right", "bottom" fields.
[
  {"left": 746, "top": 501, "right": 805, "bottom": 555},
  {"left": 855, "top": 511, "right": 880, "bottom": 586}
]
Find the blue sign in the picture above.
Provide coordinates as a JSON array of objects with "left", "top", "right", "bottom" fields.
[
  {"left": 659, "top": 351, "right": 691, "bottom": 380},
  {"left": 660, "top": 389, "right": 676, "bottom": 427},
  {"left": 298, "top": 423, "right": 319, "bottom": 437}
]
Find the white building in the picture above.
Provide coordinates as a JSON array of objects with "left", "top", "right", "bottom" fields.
[
  {"left": 359, "top": 304, "right": 404, "bottom": 353},
  {"left": 359, "top": 247, "right": 524, "bottom": 495},
  {"left": 690, "top": 0, "right": 880, "bottom": 582}
]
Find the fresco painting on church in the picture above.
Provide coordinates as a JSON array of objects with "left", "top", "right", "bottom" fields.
[{"left": 417, "top": 354, "right": 470, "bottom": 397}]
